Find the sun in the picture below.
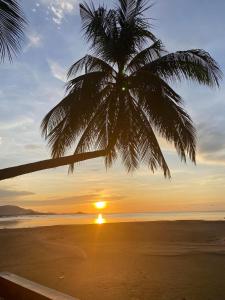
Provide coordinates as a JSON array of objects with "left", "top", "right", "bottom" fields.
[{"left": 94, "top": 201, "right": 106, "bottom": 210}]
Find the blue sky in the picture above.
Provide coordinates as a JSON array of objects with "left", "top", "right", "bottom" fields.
[{"left": 0, "top": 0, "right": 225, "bottom": 213}]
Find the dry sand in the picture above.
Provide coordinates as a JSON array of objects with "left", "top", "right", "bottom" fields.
[{"left": 0, "top": 221, "right": 225, "bottom": 300}]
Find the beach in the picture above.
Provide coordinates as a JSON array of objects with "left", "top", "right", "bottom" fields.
[{"left": 0, "top": 221, "right": 225, "bottom": 299}]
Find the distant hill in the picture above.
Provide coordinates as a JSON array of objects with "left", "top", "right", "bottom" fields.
[
  {"left": 0, "top": 206, "right": 87, "bottom": 217},
  {"left": 0, "top": 205, "right": 46, "bottom": 217}
]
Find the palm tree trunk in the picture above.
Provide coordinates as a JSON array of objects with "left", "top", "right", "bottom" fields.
[{"left": 0, "top": 150, "right": 107, "bottom": 181}]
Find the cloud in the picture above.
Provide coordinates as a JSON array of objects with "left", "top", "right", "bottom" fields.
[
  {"left": 0, "top": 117, "right": 34, "bottom": 131},
  {"left": 26, "top": 32, "right": 42, "bottom": 48},
  {"left": 198, "top": 122, "right": 225, "bottom": 165},
  {"left": 21, "top": 193, "right": 125, "bottom": 207},
  {"left": 198, "top": 123, "right": 225, "bottom": 153},
  {"left": 48, "top": 60, "right": 66, "bottom": 82},
  {"left": 0, "top": 188, "right": 35, "bottom": 200},
  {"left": 22, "top": 194, "right": 98, "bottom": 207},
  {"left": 40, "top": 0, "right": 78, "bottom": 25},
  {"left": 24, "top": 144, "right": 42, "bottom": 150}
]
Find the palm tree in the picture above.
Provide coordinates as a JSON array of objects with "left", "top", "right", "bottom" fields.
[
  {"left": 0, "top": 0, "right": 26, "bottom": 61},
  {"left": 0, "top": 0, "right": 222, "bottom": 181}
]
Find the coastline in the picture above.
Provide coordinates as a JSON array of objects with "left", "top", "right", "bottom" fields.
[{"left": 0, "top": 211, "right": 225, "bottom": 230}]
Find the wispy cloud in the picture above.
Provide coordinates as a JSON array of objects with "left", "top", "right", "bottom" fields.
[
  {"left": 26, "top": 32, "right": 42, "bottom": 49},
  {"left": 195, "top": 88, "right": 225, "bottom": 166},
  {"left": 0, "top": 188, "right": 35, "bottom": 200},
  {"left": 40, "top": 0, "right": 78, "bottom": 25},
  {"left": 24, "top": 144, "right": 42, "bottom": 150},
  {"left": 0, "top": 117, "right": 34, "bottom": 131},
  {"left": 20, "top": 193, "right": 125, "bottom": 207},
  {"left": 48, "top": 60, "right": 66, "bottom": 82},
  {"left": 22, "top": 194, "right": 98, "bottom": 207}
]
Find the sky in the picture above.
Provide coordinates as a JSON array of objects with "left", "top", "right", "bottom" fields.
[{"left": 0, "top": 0, "right": 225, "bottom": 213}]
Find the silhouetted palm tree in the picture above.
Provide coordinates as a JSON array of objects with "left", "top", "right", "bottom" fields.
[
  {"left": 0, "top": 0, "right": 222, "bottom": 181},
  {"left": 0, "top": 0, "right": 26, "bottom": 61}
]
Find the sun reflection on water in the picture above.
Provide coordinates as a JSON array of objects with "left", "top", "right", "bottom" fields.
[{"left": 95, "top": 214, "right": 106, "bottom": 224}]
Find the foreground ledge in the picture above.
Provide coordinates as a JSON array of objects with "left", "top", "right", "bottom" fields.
[{"left": 0, "top": 272, "right": 78, "bottom": 300}]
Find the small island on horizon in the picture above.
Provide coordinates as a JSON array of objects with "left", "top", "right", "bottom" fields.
[
  {"left": 0, "top": 205, "right": 50, "bottom": 217},
  {"left": 0, "top": 205, "right": 86, "bottom": 218}
]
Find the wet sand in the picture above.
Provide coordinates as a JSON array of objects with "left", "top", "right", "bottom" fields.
[{"left": 0, "top": 221, "right": 225, "bottom": 299}]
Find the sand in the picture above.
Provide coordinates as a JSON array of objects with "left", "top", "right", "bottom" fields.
[{"left": 0, "top": 221, "right": 225, "bottom": 300}]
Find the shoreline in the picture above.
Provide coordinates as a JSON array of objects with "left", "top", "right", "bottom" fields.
[{"left": 0, "top": 212, "right": 225, "bottom": 230}]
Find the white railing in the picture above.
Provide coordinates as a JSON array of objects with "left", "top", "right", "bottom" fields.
[{"left": 0, "top": 272, "right": 79, "bottom": 300}]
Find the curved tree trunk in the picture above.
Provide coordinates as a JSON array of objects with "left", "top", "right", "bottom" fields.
[{"left": 0, "top": 150, "right": 107, "bottom": 181}]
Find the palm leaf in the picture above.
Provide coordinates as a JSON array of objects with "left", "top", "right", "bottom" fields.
[
  {"left": 130, "top": 71, "right": 196, "bottom": 163},
  {"left": 127, "top": 40, "right": 165, "bottom": 72},
  {"left": 42, "top": 72, "right": 110, "bottom": 157},
  {"left": 143, "top": 49, "right": 222, "bottom": 87},
  {"left": 128, "top": 95, "right": 170, "bottom": 177},
  {"left": 67, "top": 54, "right": 116, "bottom": 78},
  {"left": 0, "top": 0, "right": 26, "bottom": 61}
]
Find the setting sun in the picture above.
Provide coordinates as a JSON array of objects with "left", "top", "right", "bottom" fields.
[{"left": 94, "top": 201, "right": 106, "bottom": 210}]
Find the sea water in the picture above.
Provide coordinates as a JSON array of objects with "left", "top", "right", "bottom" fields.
[{"left": 0, "top": 211, "right": 224, "bottom": 229}]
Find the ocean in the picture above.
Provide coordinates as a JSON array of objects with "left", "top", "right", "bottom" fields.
[{"left": 0, "top": 211, "right": 224, "bottom": 229}]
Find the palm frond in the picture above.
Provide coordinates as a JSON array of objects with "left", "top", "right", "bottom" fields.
[
  {"left": 115, "top": 0, "right": 156, "bottom": 66},
  {"left": 106, "top": 91, "right": 170, "bottom": 175},
  {"left": 42, "top": 72, "right": 111, "bottom": 157},
  {"left": 116, "top": 95, "right": 140, "bottom": 171},
  {"left": 131, "top": 72, "right": 196, "bottom": 163},
  {"left": 0, "top": 0, "right": 26, "bottom": 61},
  {"left": 80, "top": 1, "right": 156, "bottom": 66},
  {"left": 66, "top": 70, "right": 108, "bottom": 92},
  {"left": 117, "top": 0, "right": 152, "bottom": 27},
  {"left": 69, "top": 87, "right": 116, "bottom": 172},
  {"left": 80, "top": 2, "right": 116, "bottom": 60},
  {"left": 130, "top": 70, "right": 182, "bottom": 103},
  {"left": 67, "top": 54, "right": 116, "bottom": 78},
  {"left": 144, "top": 49, "right": 222, "bottom": 87},
  {"left": 128, "top": 95, "right": 170, "bottom": 177},
  {"left": 127, "top": 40, "right": 165, "bottom": 72}
]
